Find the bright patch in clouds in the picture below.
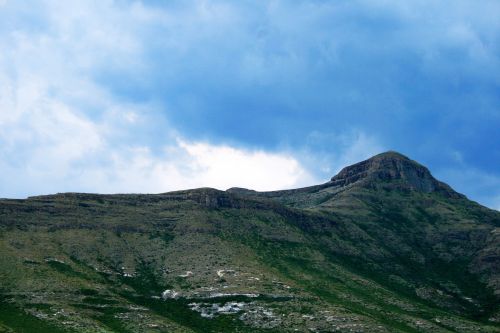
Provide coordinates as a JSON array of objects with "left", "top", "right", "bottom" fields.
[
  {"left": 95, "top": 139, "right": 316, "bottom": 194},
  {"left": 0, "top": 128, "right": 315, "bottom": 198},
  {"left": 177, "top": 140, "right": 314, "bottom": 191}
]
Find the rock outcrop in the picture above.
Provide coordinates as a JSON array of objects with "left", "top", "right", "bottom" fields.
[{"left": 330, "top": 151, "right": 462, "bottom": 197}]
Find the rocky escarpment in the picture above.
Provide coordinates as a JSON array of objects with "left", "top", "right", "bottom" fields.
[{"left": 330, "top": 151, "right": 462, "bottom": 198}]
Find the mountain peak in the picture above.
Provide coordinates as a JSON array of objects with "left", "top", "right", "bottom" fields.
[
  {"left": 370, "top": 150, "right": 411, "bottom": 160},
  {"left": 330, "top": 151, "right": 460, "bottom": 197}
]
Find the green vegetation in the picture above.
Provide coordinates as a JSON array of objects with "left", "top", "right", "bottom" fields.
[{"left": 0, "top": 297, "right": 69, "bottom": 333}]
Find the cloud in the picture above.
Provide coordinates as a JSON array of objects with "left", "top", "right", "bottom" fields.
[
  {"left": 0, "top": 0, "right": 498, "bottom": 210},
  {"left": 83, "top": 139, "right": 316, "bottom": 194},
  {"left": 0, "top": 64, "right": 315, "bottom": 197},
  {"left": 0, "top": 126, "right": 316, "bottom": 197},
  {"left": 176, "top": 140, "right": 316, "bottom": 191},
  {"left": 0, "top": 51, "right": 314, "bottom": 197},
  {"left": 0, "top": 0, "right": 320, "bottom": 198}
]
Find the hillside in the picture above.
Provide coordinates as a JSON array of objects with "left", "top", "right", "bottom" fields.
[{"left": 0, "top": 152, "right": 499, "bottom": 332}]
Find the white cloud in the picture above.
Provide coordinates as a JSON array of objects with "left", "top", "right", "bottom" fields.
[
  {"left": 0, "top": 126, "right": 315, "bottom": 197},
  {"left": 176, "top": 140, "right": 315, "bottom": 191},
  {"left": 0, "top": 59, "right": 314, "bottom": 196},
  {"left": 78, "top": 139, "right": 315, "bottom": 195},
  {"left": 0, "top": 0, "right": 318, "bottom": 198},
  {"left": 0, "top": 67, "right": 315, "bottom": 196}
]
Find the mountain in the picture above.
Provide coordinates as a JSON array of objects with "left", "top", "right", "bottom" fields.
[{"left": 0, "top": 152, "right": 499, "bottom": 333}]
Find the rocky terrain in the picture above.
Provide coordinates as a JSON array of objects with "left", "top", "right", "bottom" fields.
[{"left": 0, "top": 151, "right": 498, "bottom": 332}]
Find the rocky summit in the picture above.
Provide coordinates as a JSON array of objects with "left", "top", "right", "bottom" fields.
[
  {"left": 0, "top": 152, "right": 499, "bottom": 332},
  {"left": 330, "top": 152, "right": 459, "bottom": 195}
]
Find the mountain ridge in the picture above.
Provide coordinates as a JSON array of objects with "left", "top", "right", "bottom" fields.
[
  {"left": 26, "top": 151, "right": 462, "bottom": 203},
  {"left": 0, "top": 151, "right": 499, "bottom": 332}
]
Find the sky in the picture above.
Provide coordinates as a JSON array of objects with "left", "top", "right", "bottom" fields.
[{"left": 0, "top": 0, "right": 499, "bottom": 210}]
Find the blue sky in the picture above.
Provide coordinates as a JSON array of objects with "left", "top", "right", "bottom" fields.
[{"left": 0, "top": 0, "right": 499, "bottom": 210}]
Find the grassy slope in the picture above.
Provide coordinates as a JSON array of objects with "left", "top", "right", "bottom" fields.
[{"left": 0, "top": 184, "right": 499, "bottom": 332}]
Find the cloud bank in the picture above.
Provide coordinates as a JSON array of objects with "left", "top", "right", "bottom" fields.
[{"left": 0, "top": 66, "right": 316, "bottom": 197}]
